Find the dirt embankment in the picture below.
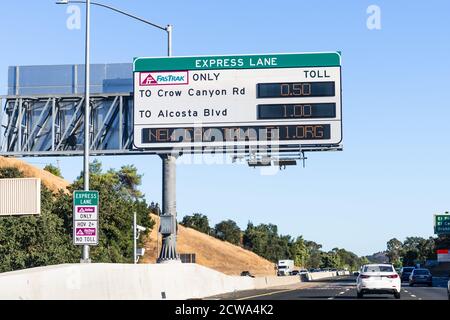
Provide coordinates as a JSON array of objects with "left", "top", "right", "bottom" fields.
[
  {"left": 0, "top": 156, "right": 69, "bottom": 193},
  {"left": 142, "top": 214, "right": 277, "bottom": 276}
]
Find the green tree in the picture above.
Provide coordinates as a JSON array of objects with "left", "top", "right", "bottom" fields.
[
  {"left": 418, "top": 237, "right": 436, "bottom": 262},
  {"left": 243, "top": 222, "right": 269, "bottom": 257},
  {"left": 243, "top": 222, "right": 292, "bottom": 262},
  {"left": 304, "top": 240, "right": 322, "bottom": 268},
  {"left": 400, "top": 236, "right": 437, "bottom": 265},
  {"left": 267, "top": 234, "right": 292, "bottom": 261},
  {"left": 320, "top": 251, "right": 341, "bottom": 269},
  {"left": 386, "top": 238, "right": 403, "bottom": 266},
  {"left": 403, "top": 250, "right": 419, "bottom": 266},
  {"left": 291, "top": 236, "right": 309, "bottom": 268},
  {"left": 181, "top": 213, "right": 211, "bottom": 234},
  {"left": 0, "top": 167, "right": 24, "bottom": 178},
  {"left": 214, "top": 219, "right": 241, "bottom": 245},
  {"left": 359, "top": 256, "right": 370, "bottom": 268},
  {"left": 332, "top": 248, "right": 362, "bottom": 270},
  {"left": 114, "top": 164, "right": 143, "bottom": 200},
  {"left": 43, "top": 164, "right": 63, "bottom": 178}
]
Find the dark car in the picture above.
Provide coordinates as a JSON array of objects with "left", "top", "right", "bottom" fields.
[
  {"left": 400, "top": 267, "right": 415, "bottom": 282},
  {"left": 409, "top": 268, "right": 432, "bottom": 287},
  {"left": 240, "top": 271, "right": 255, "bottom": 278},
  {"left": 290, "top": 270, "right": 299, "bottom": 276}
]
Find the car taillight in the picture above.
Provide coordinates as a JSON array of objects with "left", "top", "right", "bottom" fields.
[
  {"left": 387, "top": 274, "right": 398, "bottom": 279},
  {"left": 360, "top": 275, "right": 371, "bottom": 279}
]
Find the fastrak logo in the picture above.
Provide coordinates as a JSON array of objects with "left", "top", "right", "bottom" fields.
[{"left": 139, "top": 71, "right": 189, "bottom": 86}]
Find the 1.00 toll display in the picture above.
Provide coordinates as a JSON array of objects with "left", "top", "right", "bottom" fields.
[
  {"left": 258, "top": 103, "right": 336, "bottom": 119},
  {"left": 257, "top": 81, "right": 335, "bottom": 98}
]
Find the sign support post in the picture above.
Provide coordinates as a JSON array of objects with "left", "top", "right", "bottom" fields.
[{"left": 158, "top": 25, "right": 180, "bottom": 263}]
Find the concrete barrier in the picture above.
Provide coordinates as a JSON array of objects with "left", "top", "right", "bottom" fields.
[
  {"left": 254, "top": 275, "right": 300, "bottom": 289},
  {"left": 0, "top": 264, "right": 347, "bottom": 300},
  {"left": 307, "top": 270, "right": 350, "bottom": 281}
]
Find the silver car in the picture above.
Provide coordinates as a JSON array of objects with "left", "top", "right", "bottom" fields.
[{"left": 447, "top": 279, "right": 449, "bottom": 300}]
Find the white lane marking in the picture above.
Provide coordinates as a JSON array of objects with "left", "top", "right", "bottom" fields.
[
  {"left": 327, "top": 297, "right": 334, "bottom": 300},
  {"left": 237, "top": 288, "right": 301, "bottom": 300},
  {"left": 411, "top": 294, "right": 416, "bottom": 298},
  {"left": 346, "top": 288, "right": 350, "bottom": 291},
  {"left": 339, "top": 291, "right": 345, "bottom": 295},
  {"left": 404, "top": 290, "right": 408, "bottom": 293}
]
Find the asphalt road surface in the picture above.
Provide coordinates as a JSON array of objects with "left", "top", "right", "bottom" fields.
[{"left": 208, "top": 276, "right": 449, "bottom": 300}]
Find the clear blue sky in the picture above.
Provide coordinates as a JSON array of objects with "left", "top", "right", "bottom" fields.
[{"left": 1, "top": 0, "right": 449, "bottom": 256}]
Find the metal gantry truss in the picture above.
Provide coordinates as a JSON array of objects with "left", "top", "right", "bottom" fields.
[
  {"left": 0, "top": 93, "right": 136, "bottom": 157},
  {"left": 0, "top": 92, "right": 343, "bottom": 158}
]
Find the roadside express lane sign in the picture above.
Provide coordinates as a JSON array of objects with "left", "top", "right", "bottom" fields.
[{"left": 73, "top": 190, "right": 99, "bottom": 245}]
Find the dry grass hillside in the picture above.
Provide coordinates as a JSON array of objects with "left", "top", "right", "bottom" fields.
[
  {"left": 0, "top": 156, "right": 69, "bottom": 193},
  {"left": 142, "top": 214, "right": 277, "bottom": 276}
]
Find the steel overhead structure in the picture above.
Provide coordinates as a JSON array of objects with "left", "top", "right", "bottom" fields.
[
  {"left": 0, "top": 91, "right": 341, "bottom": 157},
  {"left": 1, "top": 93, "right": 134, "bottom": 156}
]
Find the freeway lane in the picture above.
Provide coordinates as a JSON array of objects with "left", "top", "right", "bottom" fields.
[{"left": 230, "top": 276, "right": 448, "bottom": 300}]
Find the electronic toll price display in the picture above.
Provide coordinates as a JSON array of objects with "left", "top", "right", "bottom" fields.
[
  {"left": 133, "top": 52, "right": 342, "bottom": 152},
  {"left": 257, "top": 82, "right": 335, "bottom": 98}
]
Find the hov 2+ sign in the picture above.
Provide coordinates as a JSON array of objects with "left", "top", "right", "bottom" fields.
[
  {"left": 133, "top": 52, "right": 342, "bottom": 152},
  {"left": 73, "top": 190, "right": 99, "bottom": 245}
]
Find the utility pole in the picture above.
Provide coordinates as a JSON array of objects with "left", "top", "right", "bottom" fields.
[{"left": 81, "top": 0, "right": 91, "bottom": 263}]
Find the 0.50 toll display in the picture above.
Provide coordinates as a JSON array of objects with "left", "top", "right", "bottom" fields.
[{"left": 257, "top": 81, "right": 335, "bottom": 98}]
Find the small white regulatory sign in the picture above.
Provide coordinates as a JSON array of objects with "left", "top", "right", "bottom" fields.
[
  {"left": 74, "top": 220, "right": 98, "bottom": 245},
  {"left": 74, "top": 205, "right": 98, "bottom": 220}
]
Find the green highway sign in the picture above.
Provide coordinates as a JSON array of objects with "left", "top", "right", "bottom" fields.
[
  {"left": 73, "top": 190, "right": 99, "bottom": 206},
  {"left": 133, "top": 52, "right": 343, "bottom": 151},
  {"left": 434, "top": 214, "right": 450, "bottom": 235},
  {"left": 73, "top": 190, "right": 99, "bottom": 245},
  {"left": 133, "top": 52, "right": 341, "bottom": 72}
]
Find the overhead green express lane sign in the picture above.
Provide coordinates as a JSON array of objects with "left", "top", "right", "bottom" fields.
[
  {"left": 133, "top": 52, "right": 341, "bottom": 72},
  {"left": 133, "top": 52, "right": 342, "bottom": 152}
]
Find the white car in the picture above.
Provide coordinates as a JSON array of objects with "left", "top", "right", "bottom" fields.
[
  {"left": 447, "top": 279, "right": 449, "bottom": 300},
  {"left": 356, "top": 264, "right": 401, "bottom": 299}
]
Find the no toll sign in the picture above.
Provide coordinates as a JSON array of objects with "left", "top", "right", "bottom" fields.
[{"left": 73, "top": 190, "right": 99, "bottom": 245}]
